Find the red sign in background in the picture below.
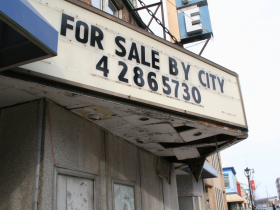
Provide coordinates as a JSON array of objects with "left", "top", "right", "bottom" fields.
[
  {"left": 250, "top": 180, "right": 256, "bottom": 191},
  {"left": 237, "top": 183, "right": 241, "bottom": 196}
]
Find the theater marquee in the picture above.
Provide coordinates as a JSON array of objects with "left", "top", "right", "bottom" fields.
[{"left": 22, "top": 0, "right": 247, "bottom": 128}]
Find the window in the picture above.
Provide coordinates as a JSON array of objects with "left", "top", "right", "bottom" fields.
[
  {"left": 54, "top": 168, "right": 97, "bottom": 210},
  {"left": 92, "top": 0, "right": 101, "bottom": 9},
  {"left": 114, "top": 183, "right": 135, "bottom": 210},
  {"left": 224, "top": 174, "right": 230, "bottom": 188},
  {"left": 178, "top": 196, "right": 202, "bottom": 210},
  {"left": 108, "top": 0, "right": 118, "bottom": 17},
  {"left": 91, "top": 0, "right": 119, "bottom": 17}
]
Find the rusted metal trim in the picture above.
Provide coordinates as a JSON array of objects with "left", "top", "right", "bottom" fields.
[
  {"left": 196, "top": 120, "right": 243, "bottom": 134},
  {"left": 199, "top": 38, "right": 210, "bottom": 56}
]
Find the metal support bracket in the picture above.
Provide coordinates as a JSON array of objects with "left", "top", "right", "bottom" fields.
[{"left": 199, "top": 38, "right": 210, "bottom": 56}]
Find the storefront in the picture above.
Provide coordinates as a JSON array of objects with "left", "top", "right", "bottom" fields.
[{"left": 0, "top": 0, "right": 248, "bottom": 209}]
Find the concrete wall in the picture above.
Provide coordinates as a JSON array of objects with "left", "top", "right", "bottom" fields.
[
  {"left": 39, "top": 100, "right": 105, "bottom": 209},
  {"left": 0, "top": 101, "right": 39, "bottom": 210},
  {"left": 40, "top": 100, "right": 179, "bottom": 210},
  {"left": 0, "top": 99, "right": 179, "bottom": 210}
]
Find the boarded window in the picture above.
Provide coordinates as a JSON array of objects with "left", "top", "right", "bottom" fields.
[
  {"left": 114, "top": 183, "right": 135, "bottom": 210},
  {"left": 224, "top": 175, "right": 230, "bottom": 188},
  {"left": 56, "top": 174, "right": 94, "bottom": 210},
  {"left": 179, "top": 196, "right": 202, "bottom": 210}
]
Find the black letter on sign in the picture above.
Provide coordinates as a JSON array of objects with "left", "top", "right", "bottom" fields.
[
  {"left": 147, "top": 72, "right": 158, "bottom": 91},
  {"left": 133, "top": 67, "right": 145, "bottom": 87},
  {"left": 182, "top": 83, "right": 190, "bottom": 101},
  {"left": 141, "top": 46, "right": 150, "bottom": 67},
  {"left": 96, "top": 56, "right": 109, "bottom": 77},
  {"left": 115, "top": 36, "right": 126, "bottom": 57},
  {"left": 217, "top": 77, "right": 225, "bottom": 93},
  {"left": 118, "top": 61, "right": 128, "bottom": 83},
  {"left": 75, "top": 21, "right": 89, "bottom": 44},
  {"left": 206, "top": 73, "right": 210, "bottom": 89},
  {"left": 90, "top": 25, "right": 104, "bottom": 50},
  {"left": 61, "top": 14, "right": 74, "bottom": 36},
  {"left": 162, "top": 76, "right": 171, "bottom": 95},
  {"left": 182, "top": 62, "right": 190, "bottom": 80},
  {"left": 192, "top": 87, "right": 201, "bottom": 104},
  {"left": 172, "top": 79, "right": 179, "bottom": 98},
  {"left": 169, "top": 57, "right": 178, "bottom": 76},
  {"left": 128, "top": 42, "right": 140, "bottom": 63},
  {"left": 198, "top": 70, "right": 206, "bottom": 87},
  {"left": 152, "top": 50, "right": 160, "bottom": 70},
  {"left": 209, "top": 74, "right": 217, "bottom": 90}
]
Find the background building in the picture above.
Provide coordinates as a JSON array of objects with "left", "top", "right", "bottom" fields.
[
  {"left": 204, "top": 153, "right": 228, "bottom": 210},
  {"left": 239, "top": 183, "right": 249, "bottom": 209},
  {"left": 276, "top": 178, "right": 280, "bottom": 200},
  {"left": 223, "top": 167, "right": 246, "bottom": 210}
]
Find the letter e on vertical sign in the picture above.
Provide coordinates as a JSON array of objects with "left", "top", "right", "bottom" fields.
[{"left": 184, "top": 6, "right": 203, "bottom": 35}]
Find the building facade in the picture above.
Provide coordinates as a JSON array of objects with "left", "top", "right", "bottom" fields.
[
  {"left": 203, "top": 153, "right": 228, "bottom": 210},
  {"left": 0, "top": 0, "right": 248, "bottom": 209},
  {"left": 223, "top": 167, "right": 246, "bottom": 210},
  {"left": 276, "top": 178, "right": 280, "bottom": 200}
]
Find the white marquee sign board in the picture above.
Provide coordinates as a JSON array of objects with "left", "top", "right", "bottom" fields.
[{"left": 22, "top": 0, "right": 247, "bottom": 127}]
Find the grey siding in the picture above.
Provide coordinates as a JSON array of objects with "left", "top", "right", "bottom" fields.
[
  {"left": 0, "top": 100, "right": 179, "bottom": 210},
  {"left": 0, "top": 101, "right": 39, "bottom": 210},
  {"left": 41, "top": 100, "right": 179, "bottom": 210},
  {"left": 39, "top": 101, "right": 104, "bottom": 210}
]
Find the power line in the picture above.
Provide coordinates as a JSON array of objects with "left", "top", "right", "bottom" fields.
[{"left": 184, "top": 40, "right": 206, "bottom": 48}]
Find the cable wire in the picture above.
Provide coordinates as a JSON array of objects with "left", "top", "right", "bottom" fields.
[{"left": 184, "top": 40, "right": 206, "bottom": 48}]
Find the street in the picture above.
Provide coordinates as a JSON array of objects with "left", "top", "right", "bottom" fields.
[{"left": 256, "top": 207, "right": 273, "bottom": 210}]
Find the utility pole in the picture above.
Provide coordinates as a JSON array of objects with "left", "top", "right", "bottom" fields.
[
  {"left": 244, "top": 167, "right": 254, "bottom": 210},
  {"left": 266, "top": 186, "right": 269, "bottom": 206}
]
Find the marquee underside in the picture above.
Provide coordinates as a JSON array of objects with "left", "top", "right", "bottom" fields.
[{"left": 0, "top": 69, "right": 247, "bottom": 167}]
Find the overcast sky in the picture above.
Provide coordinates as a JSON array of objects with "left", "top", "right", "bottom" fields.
[{"left": 139, "top": 0, "right": 280, "bottom": 199}]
